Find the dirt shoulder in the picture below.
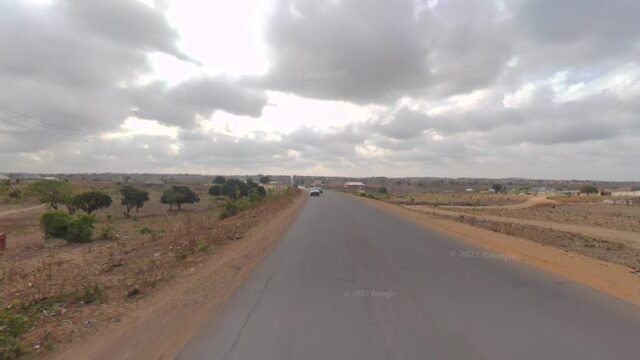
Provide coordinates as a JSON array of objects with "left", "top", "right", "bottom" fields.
[
  {"left": 356, "top": 196, "right": 640, "bottom": 307},
  {"left": 46, "top": 191, "right": 307, "bottom": 359},
  {"left": 407, "top": 205, "right": 640, "bottom": 250}
]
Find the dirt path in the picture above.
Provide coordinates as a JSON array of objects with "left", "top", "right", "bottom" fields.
[
  {"left": 0, "top": 204, "right": 45, "bottom": 217},
  {"left": 50, "top": 191, "right": 307, "bottom": 360},
  {"left": 357, "top": 196, "right": 640, "bottom": 307},
  {"left": 407, "top": 205, "right": 640, "bottom": 250},
  {"left": 441, "top": 196, "right": 557, "bottom": 210}
]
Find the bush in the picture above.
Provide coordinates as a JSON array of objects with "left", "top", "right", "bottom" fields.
[
  {"left": 40, "top": 211, "right": 71, "bottom": 239},
  {"left": 378, "top": 187, "right": 388, "bottom": 194},
  {"left": 40, "top": 211, "right": 95, "bottom": 242},
  {"left": 208, "top": 185, "right": 222, "bottom": 197},
  {"left": 220, "top": 199, "right": 241, "bottom": 219},
  {"left": 66, "top": 214, "right": 95, "bottom": 243}
]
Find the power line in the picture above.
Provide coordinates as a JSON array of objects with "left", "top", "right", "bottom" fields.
[{"left": 0, "top": 105, "right": 91, "bottom": 143}]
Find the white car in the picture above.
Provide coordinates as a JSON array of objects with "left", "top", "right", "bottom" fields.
[{"left": 309, "top": 188, "right": 320, "bottom": 197}]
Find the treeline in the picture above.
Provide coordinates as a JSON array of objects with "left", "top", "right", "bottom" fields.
[
  {"left": 208, "top": 177, "right": 269, "bottom": 219},
  {"left": 29, "top": 176, "right": 272, "bottom": 243}
]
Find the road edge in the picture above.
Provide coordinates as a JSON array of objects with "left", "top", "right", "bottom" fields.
[{"left": 353, "top": 194, "right": 640, "bottom": 307}]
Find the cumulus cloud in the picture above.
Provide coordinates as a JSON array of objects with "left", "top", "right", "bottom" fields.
[
  {"left": 2, "top": 0, "right": 640, "bottom": 180},
  {"left": 0, "top": 0, "right": 267, "bottom": 151},
  {"left": 254, "top": 0, "right": 511, "bottom": 103},
  {"left": 131, "top": 77, "right": 268, "bottom": 126}
]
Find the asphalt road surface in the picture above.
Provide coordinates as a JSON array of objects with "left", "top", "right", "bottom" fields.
[{"left": 179, "top": 191, "right": 640, "bottom": 360}]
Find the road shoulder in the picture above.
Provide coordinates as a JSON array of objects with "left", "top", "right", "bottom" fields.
[{"left": 354, "top": 195, "right": 640, "bottom": 307}]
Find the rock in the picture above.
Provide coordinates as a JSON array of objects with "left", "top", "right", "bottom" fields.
[{"left": 127, "top": 288, "right": 140, "bottom": 298}]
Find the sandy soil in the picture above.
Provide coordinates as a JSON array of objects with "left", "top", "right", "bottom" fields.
[
  {"left": 357, "top": 196, "right": 640, "bottom": 307},
  {"left": 441, "top": 196, "right": 558, "bottom": 210},
  {"left": 49, "top": 191, "right": 307, "bottom": 360},
  {"left": 460, "top": 203, "right": 640, "bottom": 233},
  {"left": 0, "top": 204, "right": 46, "bottom": 217},
  {"left": 407, "top": 205, "right": 640, "bottom": 250}
]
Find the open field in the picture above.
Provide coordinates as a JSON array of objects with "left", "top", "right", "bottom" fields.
[
  {"left": 0, "top": 182, "right": 212, "bottom": 250},
  {"left": 386, "top": 192, "right": 530, "bottom": 207},
  {"left": 457, "top": 203, "right": 640, "bottom": 233}
]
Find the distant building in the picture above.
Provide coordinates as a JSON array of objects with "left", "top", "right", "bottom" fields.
[
  {"left": 611, "top": 187, "right": 640, "bottom": 197},
  {"left": 558, "top": 190, "right": 580, "bottom": 196},
  {"left": 530, "top": 186, "right": 556, "bottom": 195},
  {"left": 344, "top": 181, "right": 366, "bottom": 189},
  {"left": 15, "top": 174, "right": 47, "bottom": 183},
  {"left": 603, "top": 198, "right": 636, "bottom": 205},
  {"left": 465, "top": 188, "right": 474, "bottom": 192},
  {"left": 144, "top": 179, "right": 164, "bottom": 185}
]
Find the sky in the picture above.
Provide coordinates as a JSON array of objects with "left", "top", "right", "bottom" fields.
[{"left": 0, "top": 0, "right": 639, "bottom": 180}]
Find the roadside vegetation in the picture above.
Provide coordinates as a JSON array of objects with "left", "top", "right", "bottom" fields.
[{"left": 0, "top": 176, "right": 299, "bottom": 358}]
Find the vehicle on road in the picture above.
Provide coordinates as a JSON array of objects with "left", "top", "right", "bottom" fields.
[{"left": 309, "top": 188, "right": 320, "bottom": 197}]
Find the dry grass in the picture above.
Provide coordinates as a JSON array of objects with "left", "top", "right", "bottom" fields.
[
  {"left": 458, "top": 203, "right": 640, "bottom": 233},
  {"left": 387, "top": 192, "right": 529, "bottom": 207},
  {"left": 0, "top": 185, "right": 300, "bottom": 357}
]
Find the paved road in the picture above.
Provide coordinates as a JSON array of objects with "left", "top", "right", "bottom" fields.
[{"left": 179, "top": 191, "right": 640, "bottom": 360}]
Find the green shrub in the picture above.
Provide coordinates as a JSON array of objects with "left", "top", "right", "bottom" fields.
[
  {"left": 40, "top": 211, "right": 71, "bottom": 239},
  {"left": 0, "top": 309, "right": 30, "bottom": 359},
  {"left": 66, "top": 214, "right": 95, "bottom": 243},
  {"left": 0, "top": 310, "right": 30, "bottom": 338},
  {"left": 220, "top": 199, "right": 241, "bottom": 219}
]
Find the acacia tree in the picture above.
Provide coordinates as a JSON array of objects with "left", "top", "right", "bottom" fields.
[
  {"left": 27, "top": 180, "right": 72, "bottom": 210},
  {"left": 120, "top": 186, "right": 149, "bottom": 217},
  {"left": 259, "top": 175, "right": 271, "bottom": 184},
  {"left": 72, "top": 191, "right": 113, "bottom": 214},
  {"left": 221, "top": 179, "right": 248, "bottom": 199},
  {"left": 161, "top": 186, "right": 199, "bottom": 211},
  {"left": 213, "top": 176, "right": 226, "bottom": 184}
]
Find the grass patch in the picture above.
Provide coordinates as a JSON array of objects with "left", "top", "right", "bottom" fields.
[{"left": 0, "top": 284, "right": 106, "bottom": 359}]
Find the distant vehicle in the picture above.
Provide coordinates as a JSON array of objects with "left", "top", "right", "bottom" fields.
[{"left": 310, "top": 188, "right": 320, "bottom": 197}]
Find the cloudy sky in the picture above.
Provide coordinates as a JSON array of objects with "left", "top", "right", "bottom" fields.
[{"left": 0, "top": 0, "right": 638, "bottom": 180}]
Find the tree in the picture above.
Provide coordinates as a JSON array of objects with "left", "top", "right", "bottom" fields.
[
  {"left": 579, "top": 185, "right": 598, "bottom": 194},
  {"left": 491, "top": 184, "right": 504, "bottom": 193},
  {"left": 120, "top": 186, "right": 149, "bottom": 217},
  {"left": 221, "top": 179, "right": 249, "bottom": 199},
  {"left": 259, "top": 175, "right": 271, "bottom": 184},
  {"left": 27, "top": 180, "right": 73, "bottom": 210},
  {"left": 213, "top": 176, "right": 226, "bottom": 184},
  {"left": 72, "top": 191, "right": 113, "bottom": 214},
  {"left": 208, "top": 185, "right": 222, "bottom": 197},
  {"left": 378, "top": 187, "right": 388, "bottom": 194},
  {"left": 248, "top": 181, "right": 267, "bottom": 199},
  {"left": 161, "top": 186, "right": 199, "bottom": 211}
]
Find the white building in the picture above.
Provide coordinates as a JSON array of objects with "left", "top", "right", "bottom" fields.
[{"left": 344, "top": 181, "right": 366, "bottom": 189}]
